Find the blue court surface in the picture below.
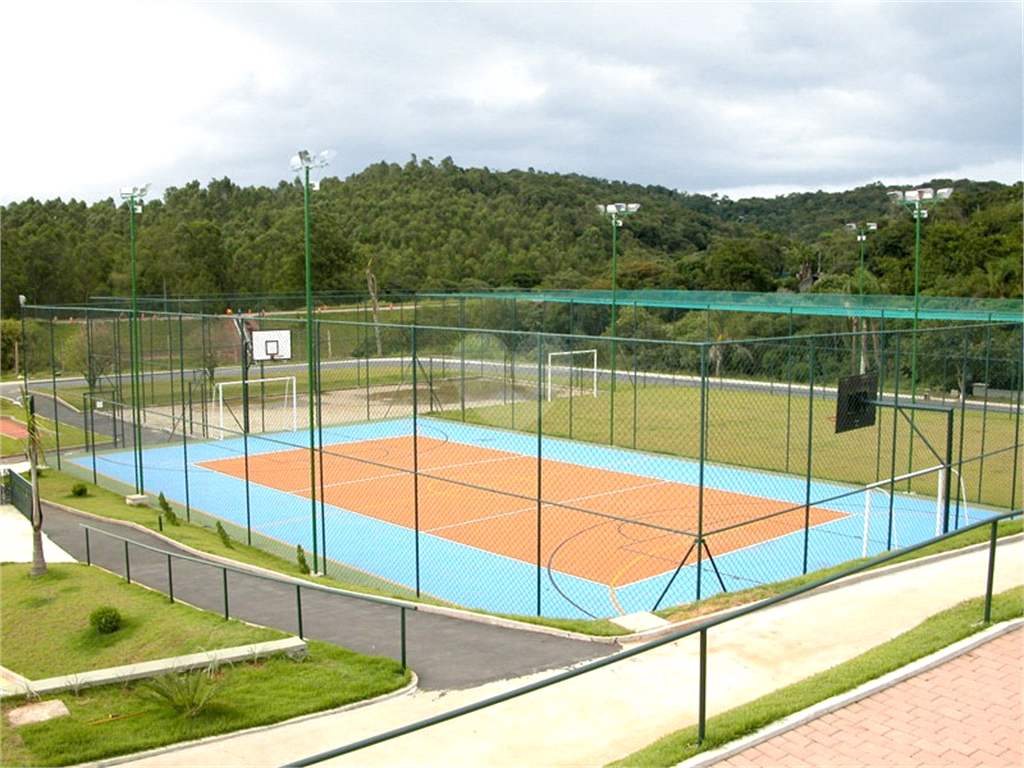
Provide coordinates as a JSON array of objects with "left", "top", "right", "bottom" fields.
[{"left": 68, "top": 418, "right": 996, "bottom": 618}]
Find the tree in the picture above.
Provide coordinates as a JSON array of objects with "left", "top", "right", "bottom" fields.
[{"left": 20, "top": 393, "right": 47, "bottom": 577}]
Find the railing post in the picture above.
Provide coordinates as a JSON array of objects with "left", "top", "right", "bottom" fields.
[
  {"left": 124, "top": 541, "right": 131, "bottom": 583},
  {"left": 223, "top": 568, "right": 230, "bottom": 620},
  {"left": 84, "top": 527, "right": 91, "bottom": 566},
  {"left": 698, "top": 628, "right": 708, "bottom": 744},
  {"left": 401, "top": 607, "right": 408, "bottom": 671},
  {"left": 296, "top": 584, "right": 304, "bottom": 639},
  {"left": 167, "top": 554, "right": 174, "bottom": 603},
  {"left": 984, "top": 521, "right": 998, "bottom": 623}
]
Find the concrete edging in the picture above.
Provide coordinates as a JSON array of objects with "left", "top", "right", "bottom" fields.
[
  {"left": 673, "top": 618, "right": 1024, "bottom": 768},
  {"left": 81, "top": 671, "right": 421, "bottom": 768},
  {"left": 41, "top": 499, "right": 1021, "bottom": 646},
  {"left": 1, "top": 637, "right": 307, "bottom": 699}
]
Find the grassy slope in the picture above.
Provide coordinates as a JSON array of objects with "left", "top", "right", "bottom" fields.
[{"left": 0, "top": 562, "right": 408, "bottom": 767}]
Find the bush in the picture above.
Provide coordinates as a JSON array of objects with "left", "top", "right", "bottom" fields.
[
  {"left": 296, "top": 545, "right": 310, "bottom": 575},
  {"left": 158, "top": 491, "right": 178, "bottom": 526},
  {"left": 70, "top": 482, "right": 89, "bottom": 498},
  {"left": 215, "top": 521, "right": 233, "bottom": 549},
  {"left": 89, "top": 605, "right": 123, "bottom": 634},
  {"left": 140, "top": 668, "right": 224, "bottom": 718}
]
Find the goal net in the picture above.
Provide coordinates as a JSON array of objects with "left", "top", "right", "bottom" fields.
[
  {"left": 547, "top": 349, "right": 598, "bottom": 402},
  {"left": 215, "top": 376, "right": 297, "bottom": 439}
]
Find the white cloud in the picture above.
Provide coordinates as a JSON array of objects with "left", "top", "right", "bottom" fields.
[{"left": 1, "top": 1, "right": 1020, "bottom": 205}]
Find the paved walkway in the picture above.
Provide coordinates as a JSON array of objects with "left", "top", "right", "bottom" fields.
[
  {"left": 31, "top": 501, "right": 615, "bottom": 691},
  {"left": 704, "top": 626, "right": 1023, "bottom": 768}
]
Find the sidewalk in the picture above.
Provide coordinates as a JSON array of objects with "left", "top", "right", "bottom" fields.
[
  {"left": 0, "top": 502, "right": 75, "bottom": 564},
  {"left": 699, "top": 625, "right": 1022, "bottom": 768},
  {"left": 102, "top": 535, "right": 1022, "bottom": 767}
]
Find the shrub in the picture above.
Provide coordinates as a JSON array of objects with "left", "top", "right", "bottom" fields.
[
  {"left": 215, "top": 521, "right": 233, "bottom": 549},
  {"left": 140, "top": 668, "right": 224, "bottom": 718},
  {"left": 158, "top": 491, "right": 178, "bottom": 526},
  {"left": 89, "top": 605, "right": 123, "bottom": 634},
  {"left": 70, "top": 482, "right": 89, "bottom": 498},
  {"left": 296, "top": 545, "right": 310, "bottom": 575}
]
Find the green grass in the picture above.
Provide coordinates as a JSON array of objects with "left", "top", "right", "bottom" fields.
[
  {"left": 0, "top": 563, "right": 288, "bottom": 679},
  {"left": 0, "top": 397, "right": 89, "bottom": 454},
  {"left": 0, "top": 564, "right": 409, "bottom": 767},
  {"left": 610, "top": 585, "right": 1024, "bottom": 767},
  {"left": 453, "top": 382, "right": 1022, "bottom": 510}
]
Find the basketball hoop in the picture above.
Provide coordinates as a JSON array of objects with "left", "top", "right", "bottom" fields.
[{"left": 267, "top": 353, "right": 278, "bottom": 362}]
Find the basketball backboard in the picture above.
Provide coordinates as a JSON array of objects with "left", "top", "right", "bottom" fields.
[
  {"left": 835, "top": 372, "right": 877, "bottom": 433},
  {"left": 251, "top": 330, "right": 292, "bottom": 362}
]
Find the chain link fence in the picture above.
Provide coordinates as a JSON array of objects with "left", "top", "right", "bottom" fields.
[{"left": 13, "top": 301, "right": 1023, "bottom": 618}]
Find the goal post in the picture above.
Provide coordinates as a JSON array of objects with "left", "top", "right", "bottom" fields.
[
  {"left": 216, "top": 376, "right": 297, "bottom": 439},
  {"left": 547, "top": 349, "right": 598, "bottom": 402}
]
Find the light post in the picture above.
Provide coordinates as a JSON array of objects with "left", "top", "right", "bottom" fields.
[
  {"left": 845, "top": 222, "right": 877, "bottom": 373},
  {"left": 596, "top": 202, "right": 640, "bottom": 445},
  {"left": 290, "top": 150, "right": 334, "bottom": 575},
  {"left": 119, "top": 183, "right": 150, "bottom": 494},
  {"left": 887, "top": 186, "right": 953, "bottom": 482}
]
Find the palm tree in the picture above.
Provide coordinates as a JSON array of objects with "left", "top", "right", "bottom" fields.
[{"left": 20, "top": 391, "right": 47, "bottom": 577}]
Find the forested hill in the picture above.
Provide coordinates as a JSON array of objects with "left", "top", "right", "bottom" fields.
[{"left": 1, "top": 156, "right": 1021, "bottom": 318}]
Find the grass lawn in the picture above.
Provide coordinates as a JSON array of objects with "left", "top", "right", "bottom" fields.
[
  {"left": 454, "top": 382, "right": 1022, "bottom": 510},
  {"left": 0, "top": 563, "right": 288, "bottom": 679},
  {"left": 0, "top": 563, "right": 410, "bottom": 767},
  {"left": 0, "top": 397, "right": 89, "bottom": 454},
  {"left": 611, "top": 585, "right": 1024, "bottom": 767}
]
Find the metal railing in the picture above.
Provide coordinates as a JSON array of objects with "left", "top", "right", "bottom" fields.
[
  {"left": 283, "top": 508, "right": 1022, "bottom": 766},
  {"left": 79, "top": 524, "right": 417, "bottom": 670}
]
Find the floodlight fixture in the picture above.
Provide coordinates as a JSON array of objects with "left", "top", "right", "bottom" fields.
[
  {"left": 18, "top": 294, "right": 26, "bottom": 307},
  {"left": 596, "top": 201, "right": 641, "bottom": 444},
  {"left": 291, "top": 147, "right": 337, "bottom": 575},
  {"left": 936, "top": 187, "right": 953, "bottom": 200}
]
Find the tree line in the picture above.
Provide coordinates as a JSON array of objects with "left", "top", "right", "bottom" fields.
[{"left": 2, "top": 156, "right": 1021, "bottom": 319}]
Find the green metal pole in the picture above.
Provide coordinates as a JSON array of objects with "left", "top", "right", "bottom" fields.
[
  {"left": 303, "top": 165, "right": 319, "bottom": 573},
  {"left": 907, "top": 202, "right": 922, "bottom": 487},
  {"left": 128, "top": 197, "right": 144, "bottom": 494},
  {"left": 609, "top": 215, "right": 618, "bottom": 446}
]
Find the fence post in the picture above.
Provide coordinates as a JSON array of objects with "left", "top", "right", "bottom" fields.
[
  {"left": 984, "top": 521, "right": 998, "bottom": 623},
  {"left": 802, "top": 337, "right": 815, "bottom": 574},
  {"left": 296, "top": 584, "right": 304, "bottom": 639},
  {"left": 223, "top": 569, "right": 231, "bottom": 622},
  {"left": 698, "top": 628, "right": 708, "bottom": 744},
  {"left": 124, "top": 541, "right": 131, "bottom": 583},
  {"left": 84, "top": 527, "right": 91, "bottom": 566}
]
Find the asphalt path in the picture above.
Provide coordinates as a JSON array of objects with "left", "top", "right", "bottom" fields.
[{"left": 39, "top": 502, "right": 615, "bottom": 691}]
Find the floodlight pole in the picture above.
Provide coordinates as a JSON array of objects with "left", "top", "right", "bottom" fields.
[
  {"left": 888, "top": 187, "right": 952, "bottom": 483},
  {"left": 119, "top": 185, "right": 150, "bottom": 494},
  {"left": 293, "top": 150, "right": 333, "bottom": 575},
  {"left": 598, "top": 203, "right": 639, "bottom": 445},
  {"left": 850, "top": 223, "right": 876, "bottom": 374}
]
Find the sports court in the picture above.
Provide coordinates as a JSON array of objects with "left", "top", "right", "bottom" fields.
[{"left": 68, "top": 417, "right": 986, "bottom": 618}]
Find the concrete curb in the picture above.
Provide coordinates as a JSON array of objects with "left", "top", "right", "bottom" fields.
[
  {"left": 0, "top": 638, "right": 308, "bottom": 700},
  {"left": 82, "top": 671, "right": 421, "bottom": 768},
  {"left": 674, "top": 618, "right": 1024, "bottom": 768},
  {"left": 41, "top": 500, "right": 1022, "bottom": 647},
  {"left": 617, "top": 532, "right": 1024, "bottom": 645}
]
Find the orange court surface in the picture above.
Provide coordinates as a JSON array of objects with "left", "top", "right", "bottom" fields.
[{"left": 198, "top": 435, "right": 844, "bottom": 588}]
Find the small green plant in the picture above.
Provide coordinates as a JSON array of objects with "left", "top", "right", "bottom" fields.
[
  {"left": 296, "top": 545, "right": 310, "bottom": 575},
  {"left": 157, "top": 491, "right": 178, "bottom": 526},
  {"left": 70, "top": 482, "right": 89, "bottom": 498},
  {"left": 89, "top": 605, "right": 123, "bottom": 635},
  {"left": 139, "top": 668, "right": 224, "bottom": 718},
  {"left": 215, "top": 521, "right": 233, "bottom": 549}
]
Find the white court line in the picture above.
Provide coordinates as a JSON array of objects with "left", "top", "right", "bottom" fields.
[
  {"left": 292, "top": 452, "right": 533, "bottom": 496},
  {"left": 423, "top": 478, "right": 672, "bottom": 534}
]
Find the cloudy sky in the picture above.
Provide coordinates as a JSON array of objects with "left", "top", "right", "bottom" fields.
[{"left": 2, "top": 1, "right": 1021, "bottom": 206}]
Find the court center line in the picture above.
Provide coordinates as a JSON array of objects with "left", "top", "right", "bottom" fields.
[{"left": 422, "top": 478, "right": 673, "bottom": 533}]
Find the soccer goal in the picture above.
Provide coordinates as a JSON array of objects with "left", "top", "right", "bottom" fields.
[
  {"left": 216, "top": 376, "right": 297, "bottom": 439},
  {"left": 547, "top": 349, "right": 598, "bottom": 402}
]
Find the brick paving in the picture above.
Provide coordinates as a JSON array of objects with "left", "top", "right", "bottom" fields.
[{"left": 712, "top": 627, "right": 1023, "bottom": 768}]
